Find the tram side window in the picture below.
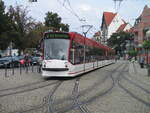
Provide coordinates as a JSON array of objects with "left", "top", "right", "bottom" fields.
[
  {"left": 75, "top": 43, "right": 84, "bottom": 64},
  {"left": 95, "top": 48, "right": 104, "bottom": 61},
  {"left": 85, "top": 46, "right": 105, "bottom": 62},
  {"left": 85, "top": 46, "right": 91, "bottom": 62},
  {"left": 70, "top": 41, "right": 75, "bottom": 64},
  {"left": 69, "top": 41, "right": 84, "bottom": 64}
]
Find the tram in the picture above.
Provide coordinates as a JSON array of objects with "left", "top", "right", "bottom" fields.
[{"left": 41, "top": 31, "right": 115, "bottom": 77}]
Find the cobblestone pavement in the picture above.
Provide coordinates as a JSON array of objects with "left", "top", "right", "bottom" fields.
[{"left": 0, "top": 61, "right": 150, "bottom": 113}]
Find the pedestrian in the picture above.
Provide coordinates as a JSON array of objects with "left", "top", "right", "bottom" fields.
[
  {"left": 139, "top": 57, "right": 144, "bottom": 68},
  {"left": 24, "top": 54, "right": 29, "bottom": 67}
]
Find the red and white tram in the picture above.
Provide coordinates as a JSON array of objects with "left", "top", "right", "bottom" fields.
[{"left": 41, "top": 31, "right": 115, "bottom": 77}]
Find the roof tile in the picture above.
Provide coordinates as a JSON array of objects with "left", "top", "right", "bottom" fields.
[{"left": 103, "top": 12, "right": 117, "bottom": 26}]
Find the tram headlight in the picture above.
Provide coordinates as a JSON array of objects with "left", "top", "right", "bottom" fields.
[
  {"left": 64, "top": 62, "right": 68, "bottom": 68},
  {"left": 65, "top": 64, "right": 68, "bottom": 68},
  {"left": 43, "top": 61, "right": 46, "bottom": 68}
]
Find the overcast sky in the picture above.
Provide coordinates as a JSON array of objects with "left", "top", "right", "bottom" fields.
[{"left": 4, "top": 0, "right": 150, "bottom": 37}]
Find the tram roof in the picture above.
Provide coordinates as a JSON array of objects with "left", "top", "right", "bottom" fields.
[{"left": 69, "top": 32, "right": 113, "bottom": 51}]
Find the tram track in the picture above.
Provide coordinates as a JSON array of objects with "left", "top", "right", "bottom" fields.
[
  {"left": 122, "top": 74, "right": 150, "bottom": 94},
  {"left": 48, "top": 81, "right": 63, "bottom": 113},
  {"left": 54, "top": 63, "right": 126, "bottom": 113},
  {"left": 71, "top": 77, "right": 90, "bottom": 113},
  {"left": 131, "top": 63, "right": 150, "bottom": 87},
  {"left": 7, "top": 62, "right": 150, "bottom": 113},
  {"left": 127, "top": 72, "right": 150, "bottom": 88},
  {"left": 78, "top": 62, "right": 127, "bottom": 105},
  {"left": 55, "top": 77, "right": 91, "bottom": 113},
  {"left": 0, "top": 80, "right": 46, "bottom": 92},
  {"left": 0, "top": 80, "right": 59, "bottom": 98},
  {"left": 10, "top": 81, "right": 63, "bottom": 113},
  {"left": 118, "top": 65, "right": 150, "bottom": 107},
  {"left": 118, "top": 80, "right": 150, "bottom": 107},
  {"left": 3, "top": 62, "right": 134, "bottom": 113},
  {"left": 54, "top": 63, "right": 123, "bottom": 105}
]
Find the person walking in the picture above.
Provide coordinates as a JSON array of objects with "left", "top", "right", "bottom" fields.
[
  {"left": 25, "top": 54, "right": 29, "bottom": 67},
  {"left": 139, "top": 57, "right": 144, "bottom": 68}
]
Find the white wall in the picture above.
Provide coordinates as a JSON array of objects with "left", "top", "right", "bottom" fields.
[
  {"left": 107, "top": 14, "right": 124, "bottom": 39},
  {"left": 124, "top": 24, "right": 132, "bottom": 31}
]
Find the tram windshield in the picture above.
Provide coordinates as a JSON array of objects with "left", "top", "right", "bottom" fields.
[{"left": 44, "top": 39, "right": 69, "bottom": 60}]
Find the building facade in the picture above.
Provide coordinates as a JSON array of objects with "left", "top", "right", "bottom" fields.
[
  {"left": 133, "top": 5, "right": 150, "bottom": 46},
  {"left": 101, "top": 12, "right": 132, "bottom": 45},
  {"left": 133, "top": 5, "right": 150, "bottom": 63}
]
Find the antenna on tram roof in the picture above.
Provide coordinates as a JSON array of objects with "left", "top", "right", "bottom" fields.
[{"left": 81, "top": 25, "right": 93, "bottom": 37}]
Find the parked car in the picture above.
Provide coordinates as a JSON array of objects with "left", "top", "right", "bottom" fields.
[
  {"left": 0, "top": 56, "right": 20, "bottom": 68},
  {"left": 30, "top": 56, "right": 41, "bottom": 65}
]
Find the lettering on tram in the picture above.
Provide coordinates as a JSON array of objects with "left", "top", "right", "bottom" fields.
[{"left": 45, "top": 33, "right": 70, "bottom": 39}]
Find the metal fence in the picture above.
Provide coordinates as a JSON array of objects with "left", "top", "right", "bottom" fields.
[{"left": 0, "top": 63, "right": 41, "bottom": 77}]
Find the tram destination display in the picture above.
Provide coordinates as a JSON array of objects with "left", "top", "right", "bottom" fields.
[{"left": 45, "top": 33, "right": 70, "bottom": 39}]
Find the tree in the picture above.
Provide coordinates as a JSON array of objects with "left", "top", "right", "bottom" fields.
[
  {"left": 0, "top": 1, "right": 13, "bottom": 50},
  {"left": 44, "top": 11, "right": 69, "bottom": 32},
  {"left": 107, "top": 31, "right": 134, "bottom": 55},
  {"left": 143, "top": 40, "right": 150, "bottom": 49},
  {"left": 26, "top": 23, "right": 50, "bottom": 48},
  {"left": 128, "top": 49, "right": 137, "bottom": 57},
  {"left": 8, "top": 5, "right": 36, "bottom": 51},
  {"left": 60, "top": 23, "right": 69, "bottom": 32}
]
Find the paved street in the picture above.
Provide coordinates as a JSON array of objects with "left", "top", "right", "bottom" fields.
[{"left": 0, "top": 61, "right": 150, "bottom": 113}]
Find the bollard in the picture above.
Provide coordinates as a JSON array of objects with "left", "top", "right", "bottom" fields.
[
  {"left": 147, "top": 64, "right": 150, "bottom": 77},
  {"left": 12, "top": 63, "right": 14, "bottom": 75},
  {"left": 39, "top": 65, "right": 41, "bottom": 73},
  {"left": 5, "top": 63, "right": 7, "bottom": 77},
  {"left": 32, "top": 63, "right": 34, "bottom": 72},
  {"left": 19, "top": 63, "right": 22, "bottom": 75},
  {"left": 26, "top": 63, "right": 28, "bottom": 73},
  {"left": 37, "top": 65, "right": 39, "bottom": 73}
]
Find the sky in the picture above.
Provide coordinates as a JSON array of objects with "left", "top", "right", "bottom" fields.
[{"left": 3, "top": 0, "right": 150, "bottom": 37}]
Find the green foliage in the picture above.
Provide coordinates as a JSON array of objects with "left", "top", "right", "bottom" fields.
[
  {"left": 26, "top": 23, "right": 50, "bottom": 48},
  {"left": 143, "top": 40, "right": 150, "bottom": 49},
  {"left": 60, "top": 23, "right": 69, "bottom": 32},
  {"left": 107, "top": 31, "right": 134, "bottom": 54},
  {"left": 0, "top": 1, "right": 70, "bottom": 53},
  {"left": 0, "top": 1, "right": 13, "bottom": 50},
  {"left": 128, "top": 50, "right": 137, "bottom": 57},
  {"left": 7, "top": 5, "right": 36, "bottom": 51},
  {"left": 107, "top": 31, "right": 134, "bottom": 48},
  {"left": 45, "top": 12, "right": 61, "bottom": 30},
  {"left": 44, "top": 11, "right": 69, "bottom": 32}
]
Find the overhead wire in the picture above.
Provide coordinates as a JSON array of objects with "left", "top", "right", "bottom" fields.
[
  {"left": 57, "top": 0, "right": 99, "bottom": 37},
  {"left": 113, "top": 0, "right": 124, "bottom": 12},
  {"left": 57, "top": 0, "right": 83, "bottom": 23}
]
